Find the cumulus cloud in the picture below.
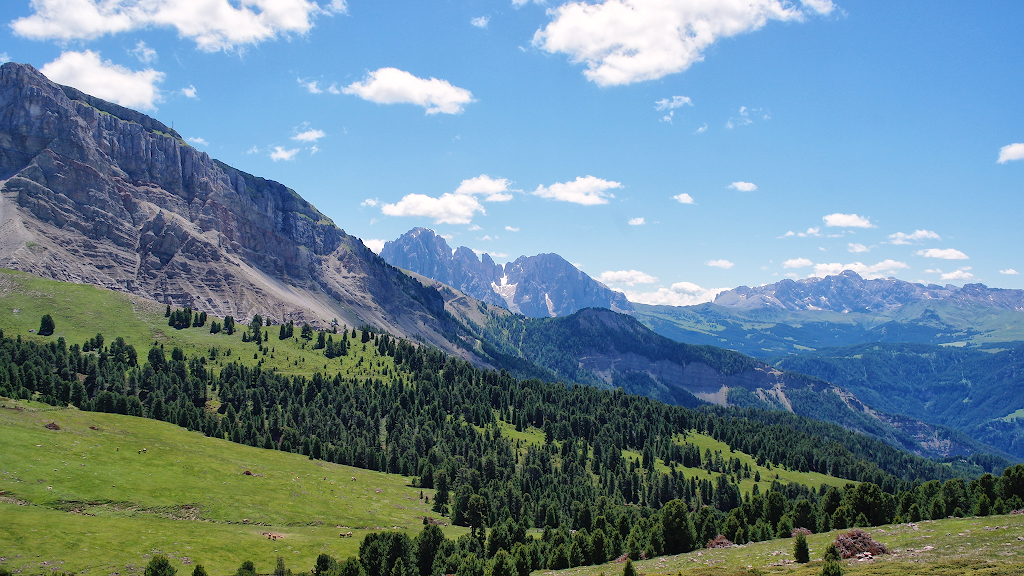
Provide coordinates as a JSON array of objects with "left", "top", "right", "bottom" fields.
[
  {"left": 655, "top": 95, "right": 692, "bottom": 111},
  {"left": 672, "top": 193, "right": 695, "bottom": 204},
  {"left": 180, "top": 85, "right": 198, "bottom": 98},
  {"left": 40, "top": 51, "right": 163, "bottom": 110},
  {"left": 533, "top": 175, "right": 622, "bottom": 205},
  {"left": 1000, "top": 269, "right": 1019, "bottom": 275},
  {"left": 362, "top": 239, "right": 386, "bottom": 254},
  {"left": 343, "top": 68, "right": 475, "bottom": 115},
  {"left": 916, "top": 248, "right": 969, "bottom": 260},
  {"left": 998, "top": 143, "right": 1024, "bottom": 164},
  {"left": 706, "top": 259, "right": 734, "bottom": 269},
  {"left": 471, "top": 16, "right": 490, "bottom": 28},
  {"left": 625, "top": 281, "right": 728, "bottom": 306},
  {"left": 812, "top": 260, "right": 909, "bottom": 279},
  {"left": 455, "top": 174, "right": 517, "bottom": 201},
  {"left": 270, "top": 146, "right": 300, "bottom": 161},
  {"left": 532, "top": 0, "right": 832, "bottom": 86},
  {"left": 12, "top": 0, "right": 340, "bottom": 51},
  {"left": 941, "top": 269, "right": 974, "bottom": 281},
  {"left": 361, "top": 198, "right": 379, "bottom": 207},
  {"left": 0, "top": 53, "right": 9, "bottom": 64},
  {"left": 187, "top": 136, "right": 208, "bottom": 146},
  {"left": 130, "top": 40, "right": 156, "bottom": 63},
  {"left": 783, "top": 258, "right": 813, "bottom": 269},
  {"left": 505, "top": 226, "right": 520, "bottom": 232},
  {"left": 728, "top": 181, "right": 757, "bottom": 192},
  {"left": 823, "top": 213, "right": 874, "bottom": 228},
  {"left": 848, "top": 243, "right": 870, "bottom": 253},
  {"left": 889, "top": 229, "right": 940, "bottom": 245},
  {"left": 381, "top": 193, "right": 484, "bottom": 225},
  {"left": 628, "top": 217, "right": 645, "bottom": 225},
  {"left": 694, "top": 123, "right": 708, "bottom": 134},
  {"left": 377, "top": 175, "right": 513, "bottom": 225},
  {"left": 292, "top": 128, "right": 326, "bottom": 142},
  {"left": 598, "top": 269, "right": 658, "bottom": 286}
]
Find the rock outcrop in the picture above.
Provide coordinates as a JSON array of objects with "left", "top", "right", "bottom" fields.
[
  {"left": 0, "top": 62, "right": 471, "bottom": 357},
  {"left": 380, "top": 227, "right": 633, "bottom": 317}
]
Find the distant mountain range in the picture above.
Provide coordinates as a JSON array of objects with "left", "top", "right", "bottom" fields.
[
  {"left": 634, "top": 271, "right": 1024, "bottom": 357},
  {"left": 380, "top": 227, "right": 632, "bottom": 318}
]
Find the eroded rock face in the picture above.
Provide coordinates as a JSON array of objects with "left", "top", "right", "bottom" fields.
[
  {"left": 0, "top": 62, "right": 468, "bottom": 356},
  {"left": 381, "top": 227, "right": 633, "bottom": 317}
]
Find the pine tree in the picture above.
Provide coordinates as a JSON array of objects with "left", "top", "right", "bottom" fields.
[
  {"left": 38, "top": 314, "right": 55, "bottom": 336},
  {"left": 145, "top": 555, "right": 177, "bottom": 576},
  {"left": 794, "top": 533, "right": 810, "bottom": 563}
]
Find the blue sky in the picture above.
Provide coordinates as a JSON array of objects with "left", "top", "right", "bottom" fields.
[{"left": 3, "top": 0, "right": 1023, "bottom": 305}]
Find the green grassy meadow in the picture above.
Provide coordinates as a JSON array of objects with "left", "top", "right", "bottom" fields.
[{"left": 0, "top": 400, "right": 464, "bottom": 576}]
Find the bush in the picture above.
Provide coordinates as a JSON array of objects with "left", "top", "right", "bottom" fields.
[
  {"left": 834, "top": 529, "right": 888, "bottom": 558},
  {"left": 145, "top": 556, "right": 177, "bottom": 576}
]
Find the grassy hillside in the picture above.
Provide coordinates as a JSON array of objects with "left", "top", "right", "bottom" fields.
[
  {"left": 0, "top": 399, "right": 464, "bottom": 575},
  {"left": 558, "top": 515, "right": 1024, "bottom": 576},
  {"left": 0, "top": 267, "right": 397, "bottom": 380}
]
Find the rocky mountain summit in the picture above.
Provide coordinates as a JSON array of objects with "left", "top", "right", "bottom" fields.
[
  {"left": 0, "top": 62, "right": 470, "bottom": 356},
  {"left": 380, "top": 227, "right": 633, "bottom": 318},
  {"left": 715, "top": 270, "right": 1024, "bottom": 312}
]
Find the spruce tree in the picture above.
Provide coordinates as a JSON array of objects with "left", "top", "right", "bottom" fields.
[
  {"left": 794, "top": 533, "right": 810, "bottom": 563},
  {"left": 145, "top": 555, "right": 177, "bottom": 576}
]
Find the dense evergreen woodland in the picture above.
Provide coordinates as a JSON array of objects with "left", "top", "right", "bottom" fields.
[{"left": 3, "top": 324, "right": 1024, "bottom": 576}]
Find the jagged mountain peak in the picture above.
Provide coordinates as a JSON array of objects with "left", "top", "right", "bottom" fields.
[{"left": 380, "top": 227, "right": 633, "bottom": 318}]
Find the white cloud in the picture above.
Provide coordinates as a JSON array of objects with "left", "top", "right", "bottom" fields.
[
  {"left": 468, "top": 224, "right": 483, "bottom": 232},
  {"left": 941, "top": 269, "right": 974, "bottom": 281},
  {"left": 480, "top": 235, "right": 495, "bottom": 241},
  {"left": 628, "top": 217, "right": 645, "bottom": 226},
  {"left": 471, "top": 16, "right": 490, "bottom": 28},
  {"left": 12, "top": 0, "right": 339, "bottom": 52},
  {"left": 998, "top": 143, "right": 1024, "bottom": 164},
  {"left": 532, "top": 0, "right": 831, "bottom": 86},
  {"left": 823, "top": 213, "right": 874, "bottom": 228},
  {"left": 728, "top": 181, "right": 757, "bottom": 192},
  {"left": 812, "top": 259, "right": 909, "bottom": 279},
  {"left": 187, "top": 136, "right": 208, "bottom": 146},
  {"left": 655, "top": 95, "right": 692, "bottom": 111},
  {"left": 533, "top": 175, "right": 621, "bottom": 205},
  {"left": 300, "top": 79, "right": 323, "bottom": 94},
  {"left": 625, "top": 281, "right": 728, "bottom": 306},
  {"left": 1000, "top": 269, "right": 1020, "bottom": 275},
  {"left": 780, "top": 227, "right": 822, "bottom": 238},
  {"left": 848, "top": 243, "right": 870, "bottom": 253},
  {"left": 0, "top": 53, "right": 9, "bottom": 64},
  {"left": 343, "top": 68, "right": 475, "bottom": 115},
  {"left": 455, "top": 174, "right": 517, "bottom": 201},
  {"left": 694, "top": 123, "right": 708, "bottom": 134},
  {"left": 916, "top": 248, "right": 969, "bottom": 260},
  {"left": 361, "top": 198, "right": 379, "bottom": 207},
  {"left": 292, "top": 128, "right": 326, "bottom": 142},
  {"left": 505, "top": 226, "right": 520, "bottom": 232},
  {"left": 598, "top": 269, "right": 658, "bottom": 286},
  {"left": 180, "top": 85, "right": 198, "bottom": 98},
  {"left": 706, "top": 259, "right": 734, "bottom": 269},
  {"left": 381, "top": 194, "right": 484, "bottom": 225},
  {"left": 362, "top": 239, "right": 386, "bottom": 254},
  {"left": 246, "top": 145, "right": 260, "bottom": 154},
  {"left": 783, "top": 258, "right": 813, "bottom": 269},
  {"left": 660, "top": 111, "right": 675, "bottom": 123},
  {"left": 130, "top": 40, "right": 156, "bottom": 63},
  {"left": 270, "top": 146, "right": 300, "bottom": 161},
  {"left": 889, "top": 229, "right": 940, "bottom": 245},
  {"left": 672, "top": 193, "right": 695, "bottom": 204},
  {"left": 40, "top": 51, "right": 164, "bottom": 111}
]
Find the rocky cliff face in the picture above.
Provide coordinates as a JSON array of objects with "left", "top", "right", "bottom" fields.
[
  {"left": 0, "top": 62, "right": 471, "bottom": 357},
  {"left": 380, "top": 227, "right": 633, "bottom": 317},
  {"left": 715, "top": 270, "right": 1024, "bottom": 312}
]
